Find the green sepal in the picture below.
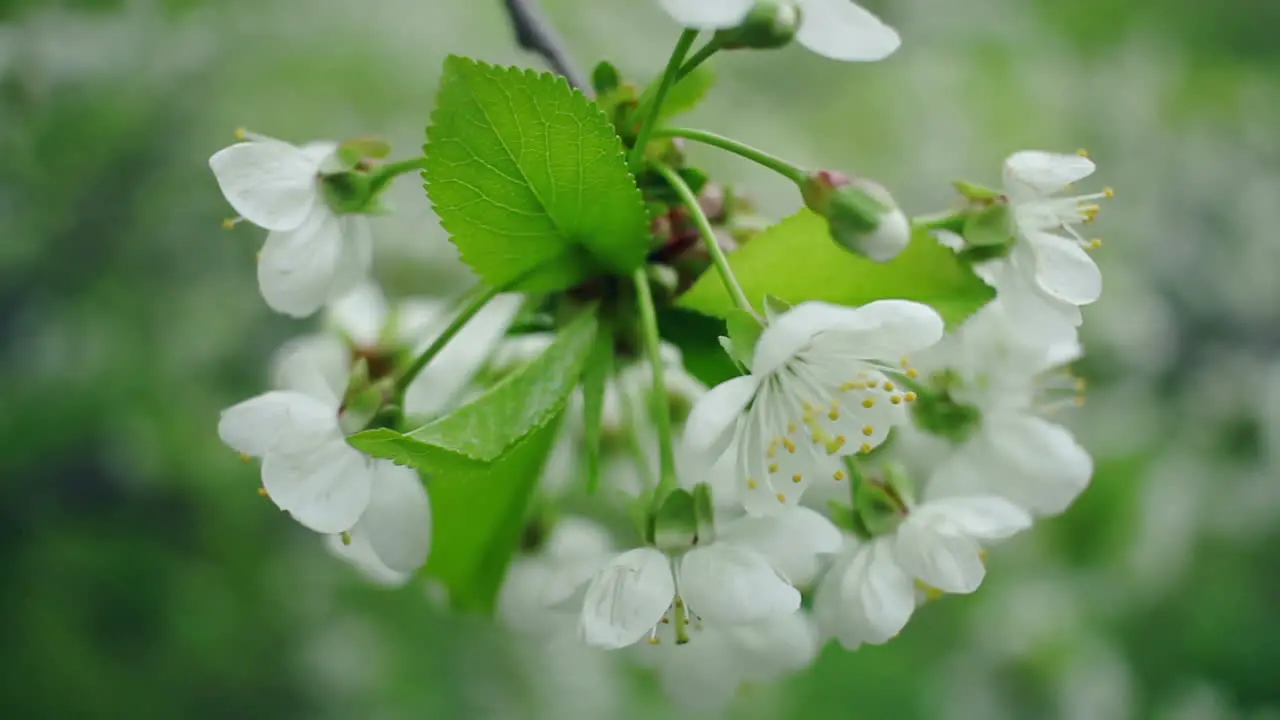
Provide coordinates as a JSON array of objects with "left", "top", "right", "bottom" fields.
[
  {"left": 592, "top": 60, "right": 622, "bottom": 95},
  {"left": 692, "top": 482, "right": 716, "bottom": 545},
  {"left": 652, "top": 488, "right": 698, "bottom": 553},
  {"left": 953, "top": 180, "right": 1003, "bottom": 202},
  {"left": 854, "top": 480, "right": 906, "bottom": 538},
  {"left": 337, "top": 136, "right": 392, "bottom": 167},
  {"left": 962, "top": 202, "right": 1014, "bottom": 248},
  {"left": 762, "top": 293, "right": 792, "bottom": 320},
  {"left": 910, "top": 387, "right": 983, "bottom": 444},
  {"left": 714, "top": 1, "right": 799, "bottom": 50}
]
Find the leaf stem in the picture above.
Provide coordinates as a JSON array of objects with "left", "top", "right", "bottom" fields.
[
  {"left": 676, "top": 36, "right": 725, "bottom": 82},
  {"left": 367, "top": 156, "right": 428, "bottom": 196},
  {"left": 651, "top": 127, "right": 807, "bottom": 184},
  {"left": 627, "top": 29, "right": 699, "bottom": 171},
  {"left": 653, "top": 163, "right": 755, "bottom": 315},
  {"left": 395, "top": 282, "right": 504, "bottom": 395},
  {"left": 632, "top": 267, "right": 679, "bottom": 502}
]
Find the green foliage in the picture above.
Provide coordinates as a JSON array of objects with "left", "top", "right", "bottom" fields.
[
  {"left": 724, "top": 308, "right": 764, "bottom": 367},
  {"left": 581, "top": 326, "right": 615, "bottom": 494},
  {"left": 424, "top": 56, "right": 652, "bottom": 292},
  {"left": 656, "top": 66, "right": 716, "bottom": 120},
  {"left": 678, "top": 209, "right": 995, "bottom": 328},
  {"left": 353, "top": 310, "right": 598, "bottom": 463}
]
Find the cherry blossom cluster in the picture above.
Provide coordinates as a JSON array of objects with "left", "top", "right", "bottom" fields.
[{"left": 205, "top": 0, "right": 1111, "bottom": 710}]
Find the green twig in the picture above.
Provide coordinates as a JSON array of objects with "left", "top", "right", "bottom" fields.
[
  {"left": 651, "top": 127, "right": 806, "bottom": 183},
  {"left": 627, "top": 29, "right": 699, "bottom": 171},
  {"left": 632, "top": 267, "right": 679, "bottom": 502}
]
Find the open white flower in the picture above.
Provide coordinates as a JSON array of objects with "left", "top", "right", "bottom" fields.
[
  {"left": 914, "top": 302, "right": 1094, "bottom": 516},
  {"left": 499, "top": 517, "right": 617, "bottom": 638},
  {"left": 686, "top": 300, "right": 944, "bottom": 515},
  {"left": 814, "top": 495, "right": 1031, "bottom": 649},
  {"left": 210, "top": 131, "right": 372, "bottom": 318},
  {"left": 579, "top": 506, "right": 837, "bottom": 649},
  {"left": 1002, "top": 150, "right": 1113, "bottom": 307},
  {"left": 660, "top": 0, "right": 900, "bottom": 62}
]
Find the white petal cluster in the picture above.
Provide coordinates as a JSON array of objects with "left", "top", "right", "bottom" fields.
[
  {"left": 218, "top": 284, "right": 517, "bottom": 584},
  {"left": 210, "top": 132, "right": 372, "bottom": 318},
  {"left": 660, "top": 0, "right": 901, "bottom": 62}
]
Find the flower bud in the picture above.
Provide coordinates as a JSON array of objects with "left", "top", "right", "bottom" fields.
[
  {"left": 714, "top": 1, "right": 800, "bottom": 51},
  {"left": 801, "top": 170, "right": 910, "bottom": 262}
]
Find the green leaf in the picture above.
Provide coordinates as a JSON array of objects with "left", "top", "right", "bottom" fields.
[
  {"left": 581, "top": 326, "right": 615, "bottom": 494},
  {"left": 351, "top": 309, "right": 598, "bottom": 463},
  {"left": 657, "top": 308, "right": 740, "bottom": 388},
  {"left": 677, "top": 209, "right": 994, "bottom": 328},
  {"left": 425, "top": 56, "right": 651, "bottom": 291},
  {"left": 658, "top": 66, "right": 716, "bottom": 120}
]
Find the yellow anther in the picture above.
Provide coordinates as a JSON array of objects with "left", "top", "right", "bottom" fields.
[
  {"left": 1081, "top": 205, "right": 1101, "bottom": 222},
  {"left": 861, "top": 425, "right": 875, "bottom": 437},
  {"left": 828, "top": 408, "right": 840, "bottom": 421},
  {"left": 255, "top": 251, "right": 262, "bottom": 262},
  {"left": 1076, "top": 148, "right": 1089, "bottom": 157},
  {"left": 340, "top": 531, "right": 352, "bottom": 546},
  {"left": 767, "top": 440, "right": 778, "bottom": 459},
  {"left": 791, "top": 473, "right": 803, "bottom": 484},
  {"left": 648, "top": 637, "right": 661, "bottom": 645},
  {"left": 862, "top": 397, "right": 875, "bottom": 409},
  {"left": 906, "top": 368, "right": 919, "bottom": 379},
  {"left": 904, "top": 391, "right": 918, "bottom": 403},
  {"left": 787, "top": 421, "right": 797, "bottom": 434},
  {"left": 234, "top": 127, "right": 248, "bottom": 140},
  {"left": 865, "top": 379, "right": 878, "bottom": 389},
  {"left": 782, "top": 438, "right": 797, "bottom": 454},
  {"left": 840, "top": 381, "right": 861, "bottom": 391},
  {"left": 221, "top": 217, "right": 238, "bottom": 230},
  {"left": 768, "top": 463, "right": 779, "bottom": 474},
  {"left": 900, "top": 356, "right": 911, "bottom": 368},
  {"left": 256, "top": 487, "right": 269, "bottom": 498},
  {"left": 1103, "top": 187, "right": 1115, "bottom": 199},
  {"left": 747, "top": 478, "right": 759, "bottom": 489},
  {"left": 775, "top": 493, "right": 787, "bottom": 504},
  {"left": 239, "top": 453, "right": 252, "bottom": 464},
  {"left": 890, "top": 395, "right": 903, "bottom": 405},
  {"left": 661, "top": 616, "right": 671, "bottom": 624},
  {"left": 859, "top": 442, "right": 873, "bottom": 454},
  {"left": 882, "top": 381, "right": 896, "bottom": 392},
  {"left": 1088, "top": 238, "right": 1103, "bottom": 250},
  {"left": 833, "top": 470, "right": 846, "bottom": 482}
]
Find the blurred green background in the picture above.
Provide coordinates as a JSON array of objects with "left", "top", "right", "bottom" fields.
[{"left": 3, "top": 0, "right": 1279, "bottom": 717}]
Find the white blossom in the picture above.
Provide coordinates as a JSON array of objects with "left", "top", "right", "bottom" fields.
[
  {"left": 914, "top": 301, "right": 1094, "bottom": 516},
  {"left": 686, "top": 300, "right": 944, "bottom": 515},
  {"left": 209, "top": 131, "right": 371, "bottom": 318},
  {"left": 577, "top": 506, "right": 837, "bottom": 649},
  {"left": 659, "top": 0, "right": 900, "bottom": 62},
  {"left": 815, "top": 495, "right": 1031, "bottom": 649},
  {"left": 1002, "top": 150, "right": 1113, "bottom": 308}
]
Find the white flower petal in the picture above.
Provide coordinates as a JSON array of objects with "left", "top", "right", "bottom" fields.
[
  {"left": 209, "top": 139, "right": 320, "bottom": 231},
  {"left": 257, "top": 208, "right": 346, "bottom": 318},
  {"left": 684, "top": 374, "right": 761, "bottom": 459},
  {"left": 716, "top": 505, "right": 842, "bottom": 587},
  {"left": 816, "top": 539, "right": 915, "bottom": 649},
  {"left": 930, "top": 414, "right": 1092, "bottom": 516},
  {"left": 404, "top": 293, "right": 522, "bottom": 417},
  {"left": 659, "top": 0, "right": 753, "bottom": 29},
  {"left": 326, "top": 215, "right": 374, "bottom": 302},
  {"left": 395, "top": 298, "right": 450, "bottom": 348},
  {"left": 1003, "top": 151, "right": 1096, "bottom": 200},
  {"left": 913, "top": 496, "right": 1032, "bottom": 541},
  {"left": 350, "top": 461, "right": 431, "bottom": 574},
  {"left": 261, "top": 435, "right": 373, "bottom": 534},
  {"left": 893, "top": 513, "right": 987, "bottom": 594},
  {"left": 217, "top": 390, "right": 335, "bottom": 458},
  {"left": 754, "top": 301, "right": 856, "bottom": 375},
  {"left": 270, "top": 334, "right": 349, "bottom": 407},
  {"left": 298, "top": 140, "right": 342, "bottom": 174},
  {"left": 579, "top": 548, "right": 674, "bottom": 649},
  {"left": 325, "top": 532, "right": 412, "bottom": 586},
  {"left": 730, "top": 612, "right": 820, "bottom": 681},
  {"left": 807, "top": 299, "right": 946, "bottom": 361},
  {"left": 677, "top": 542, "right": 799, "bottom": 624},
  {"left": 795, "top": 0, "right": 901, "bottom": 61},
  {"left": 327, "top": 283, "right": 389, "bottom": 348},
  {"left": 652, "top": 627, "right": 743, "bottom": 713},
  {"left": 1027, "top": 232, "right": 1102, "bottom": 305}
]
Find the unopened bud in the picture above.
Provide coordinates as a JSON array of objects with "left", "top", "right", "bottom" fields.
[
  {"left": 802, "top": 171, "right": 910, "bottom": 262},
  {"left": 714, "top": 1, "right": 800, "bottom": 51}
]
